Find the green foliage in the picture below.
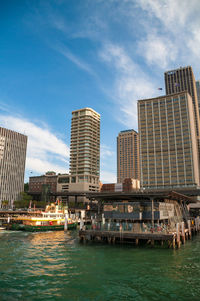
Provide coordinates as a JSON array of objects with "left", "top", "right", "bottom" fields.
[
  {"left": 2, "top": 200, "right": 9, "bottom": 208},
  {"left": 68, "top": 201, "right": 85, "bottom": 209},
  {"left": 15, "top": 192, "right": 32, "bottom": 209},
  {"left": 24, "top": 182, "right": 29, "bottom": 192},
  {"left": 32, "top": 200, "right": 46, "bottom": 209}
]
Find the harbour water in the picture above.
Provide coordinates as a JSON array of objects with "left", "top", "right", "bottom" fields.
[{"left": 0, "top": 230, "right": 200, "bottom": 301}]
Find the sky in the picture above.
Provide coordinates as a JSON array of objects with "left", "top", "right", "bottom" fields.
[{"left": 1, "top": 0, "right": 200, "bottom": 183}]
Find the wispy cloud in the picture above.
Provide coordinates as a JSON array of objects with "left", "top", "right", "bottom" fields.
[
  {"left": 135, "top": 0, "right": 200, "bottom": 70},
  {"left": 0, "top": 101, "right": 13, "bottom": 114},
  {"left": 101, "top": 144, "right": 115, "bottom": 159},
  {"left": 0, "top": 114, "right": 69, "bottom": 178},
  {"left": 137, "top": 34, "right": 177, "bottom": 68},
  {"left": 100, "top": 170, "right": 116, "bottom": 183},
  {"left": 55, "top": 44, "right": 96, "bottom": 76},
  {"left": 99, "top": 43, "right": 157, "bottom": 128},
  {"left": 100, "top": 144, "right": 116, "bottom": 183},
  {"left": 26, "top": 157, "right": 67, "bottom": 175},
  {"left": 137, "top": 0, "right": 199, "bottom": 32}
]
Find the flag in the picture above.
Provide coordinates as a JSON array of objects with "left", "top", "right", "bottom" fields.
[{"left": 157, "top": 88, "right": 162, "bottom": 90}]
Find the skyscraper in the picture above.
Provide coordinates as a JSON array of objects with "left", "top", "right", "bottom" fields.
[
  {"left": 165, "top": 66, "right": 200, "bottom": 175},
  {"left": 138, "top": 92, "right": 199, "bottom": 189},
  {"left": 0, "top": 127, "right": 27, "bottom": 207},
  {"left": 69, "top": 108, "right": 100, "bottom": 191},
  {"left": 117, "top": 129, "right": 140, "bottom": 183},
  {"left": 196, "top": 80, "right": 200, "bottom": 113}
]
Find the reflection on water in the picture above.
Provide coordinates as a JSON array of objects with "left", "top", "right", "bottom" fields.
[{"left": 1, "top": 231, "right": 200, "bottom": 300}]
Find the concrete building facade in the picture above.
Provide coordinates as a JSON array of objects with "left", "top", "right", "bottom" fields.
[
  {"left": 196, "top": 80, "right": 200, "bottom": 113},
  {"left": 164, "top": 66, "right": 200, "bottom": 175},
  {"left": 117, "top": 130, "right": 140, "bottom": 183},
  {"left": 57, "top": 174, "right": 99, "bottom": 193},
  {"left": 138, "top": 92, "right": 199, "bottom": 189},
  {"left": 69, "top": 108, "right": 100, "bottom": 193},
  {"left": 0, "top": 127, "right": 27, "bottom": 207}
]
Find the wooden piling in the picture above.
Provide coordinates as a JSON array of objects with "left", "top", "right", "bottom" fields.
[
  {"left": 172, "top": 237, "right": 176, "bottom": 249},
  {"left": 188, "top": 220, "right": 192, "bottom": 239},
  {"left": 108, "top": 237, "right": 112, "bottom": 244},
  {"left": 181, "top": 221, "right": 185, "bottom": 244},
  {"left": 176, "top": 223, "right": 181, "bottom": 248}
]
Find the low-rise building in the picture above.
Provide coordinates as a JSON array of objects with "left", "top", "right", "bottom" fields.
[
  {"left": 101, "top": 178, "right": 140, "bottom": 193},
  {"left": 57, "top": 174, "right": 99, "bottom": 203},
  {"left": 29, "top": 171, "right": 58, "bottom": 194}
]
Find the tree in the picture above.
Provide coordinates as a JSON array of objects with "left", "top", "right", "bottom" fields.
[
  {"left": 14, "top": 192, "right": 32, "bottom": 209},
  {"left": 2, "top": 200, "right": 9, "bottom": 209},
  {"left": 32, "top": 200, "right": 46, "bottom": 209},
  {"left": 24, "top": 183, "right": 29, "bottom": 192}
]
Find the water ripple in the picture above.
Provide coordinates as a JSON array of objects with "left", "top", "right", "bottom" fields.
[{"left": 1, "top": 231, "right": 200, "bottom": 300}]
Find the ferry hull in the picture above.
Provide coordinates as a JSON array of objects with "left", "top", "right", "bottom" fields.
[{"left": 7, "top": 223, "right": 77, "bottom": 232}]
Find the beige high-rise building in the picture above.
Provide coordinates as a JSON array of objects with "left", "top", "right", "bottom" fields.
[
  {"left": 196, "top": 80, "right": 200, "bottom": 113},
  {"left": 0, "top": 127, "right": 27, "bottom": 207},
  {"left": 165, "top": 66, "right": 200, "bottom": 175},
  {"left": 69, "top": 108, "right": 100, "bottom": 192},
  {"left": 138, "top": 92, "right": 199, "bottom": 189},
  {"left": 117, "top": 130, "right": 140, "bottom": 183}
]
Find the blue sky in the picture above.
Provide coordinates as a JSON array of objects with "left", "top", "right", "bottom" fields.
[{"left": 1, "top": 0, "right": 200, "bottom": 183}]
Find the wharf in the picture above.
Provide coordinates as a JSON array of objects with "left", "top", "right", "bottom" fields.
[
  {"left": 79, "top": 190, "right": 200, "bottom": 249},
  {"left": 79, "top": 229, "right": 174, "bottom": 241},
  {"left": 79, "top": 225, "right": 197, "bottom": 248}
]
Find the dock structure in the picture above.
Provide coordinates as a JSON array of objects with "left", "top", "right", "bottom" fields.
[{"left": 79, "top": 191, "right": 200, "bottom": 249}]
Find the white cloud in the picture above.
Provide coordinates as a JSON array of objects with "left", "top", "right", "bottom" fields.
[
  {"left": 100, "top": 170, "right": 116, "bottom": 183},
  {"left": 54, "top": 45, "right": 96, "bottom": 76},
  {"left": 137, "top": 34, "right": 177, "bottom": 68},
  {"left": 101, "top": 144, "right": 115, "bottom": 159},
  {"left": 136, "top": 0, "right": 198, "bottom": 31},
  {"left": 0, "top": 114, "right": 69, "bottom": 176},
  {"left": 26, "top": 157, "right": 67, "bottom": 174},
  {"left": 135, "top": 0, "right": 200, "bottom": 69},
  {"left": 188, "top": 29, "right": 200, "bottom": 58},
  {"left": 0, "top": 103, "right": 10, "bottom": 113},
  {"left": 99, "top": 43, "right": 157, "bottom": 128}
]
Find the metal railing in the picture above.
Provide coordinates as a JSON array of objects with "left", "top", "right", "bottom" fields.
[{"left": 85, "top": 221, "right": 178, "bottom": 234}]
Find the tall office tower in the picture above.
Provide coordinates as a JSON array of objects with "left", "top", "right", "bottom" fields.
[
  {"left": 0, "top": 127, "right": 27, "bottom": 207},
  {"left": 165, "top": 66, "right": 200, "bottom": 175},
  {"left": 196, "top": 80, "right": 200, "bottom": 113},
  {"left": 69, "top": 108, "right": 100, "bottom": 192},
  {"left": 117, "top": 130, "right": 140, "bottom": 183},
  {"left": 138, "top": 92, "right": 199, "bottom": 190}
]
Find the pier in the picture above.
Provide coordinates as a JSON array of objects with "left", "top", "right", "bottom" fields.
[
  {"left": 79, "top": 191, "right": 200, "bottom": 248},
  {"left": 79, "top": 220, "right": 200, "bottom": 248}
]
